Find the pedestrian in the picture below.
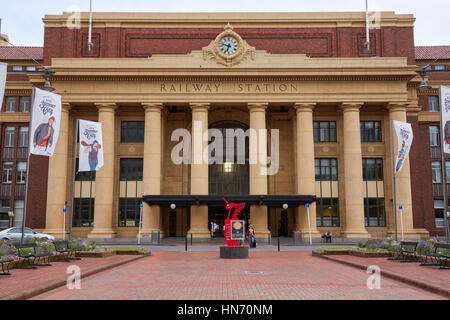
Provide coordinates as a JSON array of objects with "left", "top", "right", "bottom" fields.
[
  {"left": 248, "top": 225, "right": 255, "bottom": 248},
  {"left": 325, "top": 230, "right": 332, "bottom": 243}
]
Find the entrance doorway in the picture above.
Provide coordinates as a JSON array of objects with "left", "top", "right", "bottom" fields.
[
  {"left": 208, "top": 206, "right": 250, "bottom": 238},
  {"left": 169, "top": 211, "right": 177, "bottom": 237}
]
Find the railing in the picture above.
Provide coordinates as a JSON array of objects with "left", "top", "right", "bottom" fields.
[
  {"left": 16, "top": 147, "right": 29, "bottom": 160},
  {"left": 0, "top": 184, "right": 11, "bottom": 198},
  {"left": 2, "top": 148, "right": 14, "bottom": 161},
  {"left": 14, "top": 184, "right": 26, "bottom": 198}
]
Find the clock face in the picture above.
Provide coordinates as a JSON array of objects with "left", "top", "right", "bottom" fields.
[{"left": 219, "top": 37, "right": 239, "bottom": 55}]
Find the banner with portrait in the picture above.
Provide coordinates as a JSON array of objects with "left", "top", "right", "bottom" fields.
[
  {"left": 440, "top": 85, "right": 450, "bottom": 154},
  {"left": 0, "top": 63, "right": 7, "bottom": 109},
  {"left": 78, "top": 120, "right": 104, "bottom": 172},
  {"left": 393, "top": 120, "right": 413, "bottom": 173},
  {"left": 29, "top": 88, "right": 62, "bottom": 157}
]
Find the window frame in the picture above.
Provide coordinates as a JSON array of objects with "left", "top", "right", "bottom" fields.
[
  {"left": 429, "top": 126, "right": 440, "bottom": 147},
  {"left": 428, "top": 96, "right": 439, "bottom": 111},
  {"left": 120, "top": 121, "right": 145, "bottom": 143},
  {"left": 313, "top": 121, "right": 337, "bottom": 143},
  {"left": 19, "top": 97, "right": 30, "bottom": 113},
  {"left": 360, "top": 121, "right": 382, "bottom": 143},
  {"left": 2, "top": 162, "right": 13, "bottom": 184},
  {"left": 5, "top": 97, "right": 16, "bottom": 113}
]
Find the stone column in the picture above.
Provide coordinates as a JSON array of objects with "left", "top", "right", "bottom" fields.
[
  {"left": 44, "top": 103, "right": 71, "bottom": 237},
  {"left": 88, "top": 103, "right": 117, "bottom": 238},
  {"left": 248, "top": 103, "right": 270, "bottom": 239},
  {"left": 294, "top": 103, "right": 321, "bottom": 238},
  {"left": 187, "top": 103, "right": 211, "bottom": 238},
  {"left": 141, "top": 103, "right": 164, "bottom": 238},
  {"left": 387, "top": 103, "right": 418, "bottom": 237},
  {"left": 341, "top": 103, "right": 370, "bottom": 238}
]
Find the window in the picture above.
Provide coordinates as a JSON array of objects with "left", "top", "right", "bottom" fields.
[
  {"left": 5, "top": 97, "right": 16, "bottom": 112},
  {"left": 429, "top": 126, "right": 440, "bottom": 146},
  {"left": 120, "top": 158, "right": 143, "bottom": 181},
  {"left": 18, "top": 127, "right": 29, "bottom": 147},
  {"left": 25, "top": 66, "right": 36, "bottom": 72},
  {"left": 73, "top": 198, "right": 95, "bottom": 227},
  {"left": 12, "top": 66, "right": 22, "bottom": 72},
  {"left": 362, "top": 158, "right": 385, "bottom": 227},
  {"left": 360, "top": 121, "right": 382, "bottom": 142},
  {"left": 75, "top": 159, "right": 96, "bottom": 181},
  {"left": 362, "top": 158, "right": 383, "bottom": 181},
  {"left": 428, "top": 96, "right": 439, "bottom": 111},
  {"left": 121, "top": 121, "right": 144, "bottom": 143},
  {"left": 313, "top": 121, "right": 337, "bottom": 142},
  {"left": 16, "top": 162, "right": 27, "bottom": 184},
  {"left": 315, "top": 159, "right": 339, "bottom": 227},
  {"left": 119, "top": 159, "right": 143, "bottom": 227},
  {"left": 4, "top": 127, "right": 15, "bottom": 147},
  {"left": 19, "top": 97, "right": 30, "bottom": 112},
  {"left": 435, "top": 65, "right": 445, "bottom": 71},
  {"left": 434, "top": 200, "right": 445, "bottom": 228},
  {"left": 2, "top": 162, "right": 13, "bottom": 184},
  {"left": 432, "top": 161, "right": 442, "bottom": 183}
]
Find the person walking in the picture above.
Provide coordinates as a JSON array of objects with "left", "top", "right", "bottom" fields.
[{"left": 248, "top": 225, "right": 255, "bottom": 248}]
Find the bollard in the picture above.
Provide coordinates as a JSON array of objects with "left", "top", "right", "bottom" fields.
[
  {"left": 191, "top": 233, "right": 193, "bottom": 245},
  {"left": 185, "top": 236, "right": 188, "bottom": 252},
  {"left": 278, "top": 237, "right": 280, "bottom": 252}
]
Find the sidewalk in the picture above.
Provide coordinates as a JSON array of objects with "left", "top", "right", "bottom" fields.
[
  {"left": 318, "top": 254, "right": 450, "bottom": 298},
  {"left": 0, "top": 255, "right": 148, "bottom": 300}
]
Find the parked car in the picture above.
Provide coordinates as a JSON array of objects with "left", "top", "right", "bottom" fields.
[{"left": 0, "top": 227, "right": 55, "bottom": 241}]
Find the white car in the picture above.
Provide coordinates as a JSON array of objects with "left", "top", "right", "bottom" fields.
[{"left": 0, "top": 227, "right": 55, "bottom": 241}]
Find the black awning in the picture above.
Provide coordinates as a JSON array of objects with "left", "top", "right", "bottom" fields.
[{"left": 142, "top": 195, "right": 316, "bottom": 208}]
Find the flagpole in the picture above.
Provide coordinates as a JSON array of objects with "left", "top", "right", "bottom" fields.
[
  {"left": 439, "top": 85, "right": 450, "bottom": 243},
  {"left": 69, "top": 119, "right": 79, "bottom": 241},
  {"left": 20, "top": 87, "right": 36, "bottom": 245},
  {"left": 391, "top": 120, "right": 398, "bottom": 242}
]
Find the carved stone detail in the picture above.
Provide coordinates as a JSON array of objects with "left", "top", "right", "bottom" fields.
[{"left": 202, "top": 23, "right": 256, "bottom": 67}]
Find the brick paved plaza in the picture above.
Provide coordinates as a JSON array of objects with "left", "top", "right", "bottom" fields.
[{"left": 25, "top": 251, "right": 446, "bottom": 300}]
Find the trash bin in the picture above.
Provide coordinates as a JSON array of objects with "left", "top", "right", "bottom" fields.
[
  {"left": 293, "top": 232, "right": 302, "bottom": 245},
  {"left": 151, "top": 231, "right": 160, "bottom": 244}
]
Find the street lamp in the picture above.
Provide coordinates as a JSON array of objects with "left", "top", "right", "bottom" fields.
[
  {"left": 8, "top": 211, "right": 14, "bottom": 228},
  {"left": 170, "top": 203, "right": 176, "bottom": 210},
  {"left": 416, "top": 49, "right": 450, "bottom": 91},
  {"left": 282, "top": 203, "right": 288, "bottom": 210}
]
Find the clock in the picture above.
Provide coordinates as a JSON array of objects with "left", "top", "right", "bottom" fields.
[{"left": 219, "top": 36, "right": 239, "bottom": 55}]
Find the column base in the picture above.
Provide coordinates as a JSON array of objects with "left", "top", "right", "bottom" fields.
[
  {"left": 88, "top": 228, "right": 117, "bottom": 239},
  {"left": 295, "top": 229, "right": 322, "bottom": 239},
  {"left": 187, "top": 229, "right": 211, "bottom": 239},
  {"left": 43, "top": 229, "right": 68, "bottom": 239},
  {"left": 341, "top": 229, "right": 371, "bottom": 239},
  {"left": 387, "top": 228, "right": 430, "bottom": 239}
]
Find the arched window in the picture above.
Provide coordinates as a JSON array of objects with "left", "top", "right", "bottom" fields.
[{"left": 208, "top": 121, "right": 249, "bottom": 195}]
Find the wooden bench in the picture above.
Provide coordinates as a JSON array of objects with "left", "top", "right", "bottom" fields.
[
  {"left": 0, "top": 258, "right": 14, "bottom": 275},
  {"left": 388, "top": 241, "right": 418, "bottom": 262},
  {"left": 421, "top": 243, "right": 450, "bottom": 269},
  {"left": 15, "top": 243, "right": 53, "bottom": 269},
  {"left": 53, "top": 240, "right": 81, "bottom": 262}
]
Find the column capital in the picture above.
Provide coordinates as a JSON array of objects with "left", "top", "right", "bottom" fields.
[
  {"left": 386, "top": 102, "right": 409, "bottom": 113},
  {"left": 341, "top": 102, "right": 364, "bottom": 112},
  {"left": 95, "top": 102, "right": 117, "bottom": 112},
  {"left": 61, "top": 102, "right": 73, "bottom": 112},
  {"left": 190, "top": 103, "right": 210, "bottom": 111},
  {"left": 248, "top": 102, "right": 268, "bottom": 111},
  {"left": 294, "top": 103, "right": 316, "bottom": 112},
  {"left": 142, "top": 102, "right": 163, "bottom": 111}
]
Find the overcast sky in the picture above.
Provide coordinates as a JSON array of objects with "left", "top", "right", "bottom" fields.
[{"left": 0, "top": 0, "right": 449, "bottom": 47}]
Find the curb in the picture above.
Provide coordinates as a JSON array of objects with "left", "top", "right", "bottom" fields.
[
  {"left": 316, "top": 254, "right": 450, "bottom": 299},
  {"left": 1, "top": 255, "right": 149, "bottom": 300}
]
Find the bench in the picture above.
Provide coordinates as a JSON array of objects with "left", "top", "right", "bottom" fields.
[
  {"left": 53, "top": 240, "right": 81, "bottom": 262},
  {"left": 388, "top": 241, "right": 418, "bottom": 262},
  {"left": 421, "top": 243, "right": 450, "bottom": 269},
  {"left": 15, "top": 243, "right": 53, "bottom": 269},
  {"left": 0, "top": 258, "right": 14, "bottom": 275}
]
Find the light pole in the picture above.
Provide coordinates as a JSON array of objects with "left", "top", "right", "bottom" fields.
[{"left": 8, "top": 211, "right": 14, "bottom": 228}]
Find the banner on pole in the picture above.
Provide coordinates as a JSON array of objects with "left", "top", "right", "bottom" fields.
[
  {"left": 78, "top": 120, "right": 104, "bottom": 172},
  {"left": 29, "top": 88, "right": 62, "bottom": 157},
  {"left": 0, "top": 63, "right": 7, "bottom": 110},
  {"left": 440, "top": 85, "right": 450, "bottom": 154},
  {"left": 393, "top": 120, "right": 413, "bottom": 173}
]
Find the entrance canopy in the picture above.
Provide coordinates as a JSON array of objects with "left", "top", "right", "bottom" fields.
[{"left": 143, "top": 195, "right": 316, "bottom": 208}]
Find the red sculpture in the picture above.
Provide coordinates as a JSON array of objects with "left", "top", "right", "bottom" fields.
[{"left": 223, "top": 198, "right": 246, "bottom": 247}]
